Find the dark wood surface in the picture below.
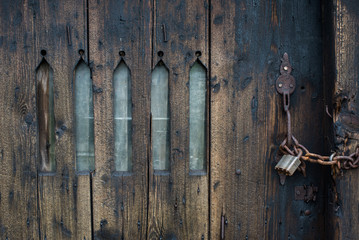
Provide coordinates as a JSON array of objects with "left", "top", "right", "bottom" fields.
[
  {"left": 0, "top": 0, "right": 92, "bottom": 239},
  {"left": 0, "top": 1, "right": 39, "bottom": 238},
  {"left": 0, "top": 0, "right": 358, "bottom": 239},
  {"left": 89, "top": 0, "right": 152, "bottom": 239},
  {"left": 34, "top": 1, "right": 92, "bottom": 239},
  {"left": 326, "top": 0, "right": 359, "bottom": 239},
  {"left": 210, "top": 0, "right": 325, "bottom": 239},
  {"left": 148, "top": 0, "right": 209, "bottom": 239}
]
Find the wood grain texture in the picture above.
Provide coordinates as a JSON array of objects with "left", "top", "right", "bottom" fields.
[
  {"left": 0, "top": 1, "right": 39, "bottom": 239},
  {"left": 210, "top": 0, "right": 325, "bottom": 239},
  {"left": 148, "top": 0, "right": 209, "bottom": 239},
  {"left": 0, "top": 1, "right": 91, "bottom": 239},
  {"left": 2, "top": 0, "right": 356, "bottom": 238},
  {"left": 34, "top": 0, "right": 91, "bottom": 239},
  {"left": 327, "top": 0, "right": 359, "bottom": 239},
  {"left": 37, "top": 60, "right": 55, "bottom": 172},
  {"left": 89, "top": 0, "right": 152, "bottom": 239}
]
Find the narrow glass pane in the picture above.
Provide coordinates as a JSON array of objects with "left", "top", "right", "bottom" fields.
[
  {"left": 114, "top": 62, "right": 132, "bottom": 171},
  {"left": 189, "top": 61, "right": 207, "bottom": 171},
  {"left": 75, "top": 61, "right": 95, "bottom": 171},
  {"left": 151, "top": 62, "right": 170, "bottom": 171},
  {"left": 37, "top": 60, "right": 55, "bottom": 172}
]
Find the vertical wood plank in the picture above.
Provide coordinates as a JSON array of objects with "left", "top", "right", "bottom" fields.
[
  {"left": 210, "top": 0, "right": 325, "bottom": 238},
  {"left": 34, "top": 0, "right": 91, "bottom": 239},
  {"left": 326, "top": 0, "right": 359, "bottom": 238},
  {"left": 148, "top": 0, "right": 209, "bottom": 239},
  {"left": 89, "top": 0, "right": 152, "bottom": 238},
  {"left": 0, "top": 1, "right": 39, "bottom": 238}
]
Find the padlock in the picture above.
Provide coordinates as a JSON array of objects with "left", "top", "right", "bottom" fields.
[{"left": 275, "top": 154, "right": 301, "bottom": 176}]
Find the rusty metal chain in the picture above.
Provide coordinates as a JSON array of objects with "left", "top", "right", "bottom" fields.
[
  {"left": 279, "top": 114, "right": 359, "bottom": 177},
  {"left": 276, "top": 53, "right": 359, "bottom": 177}
]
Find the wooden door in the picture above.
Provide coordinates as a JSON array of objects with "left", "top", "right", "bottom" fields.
[{"left": 0, "top": 0, "right": 358, "bottom": 239}]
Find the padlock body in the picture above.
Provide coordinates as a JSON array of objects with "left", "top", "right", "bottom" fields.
[{"left": 275, "top": 155, "right": 301, "bottom": 176}]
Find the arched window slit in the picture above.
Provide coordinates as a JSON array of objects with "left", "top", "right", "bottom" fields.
[
  {"left": 74, "top": 60, "right": 94, "bottom": 172},
  {"left": 189, "top": 60, "right": 207, "bottom": 171},
  {"left": 151, "top": 61, "right": 170, "bottom": 171},
  {"left": 37, "top": 59, "right": 55, "bottom": 172},
  {"left": 113, "top": 60, "right": 132, "bottom": 172}
]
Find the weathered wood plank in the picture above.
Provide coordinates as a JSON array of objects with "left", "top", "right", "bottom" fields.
[
  {"left": 326, "top": 0, "right": 359, "bottom": 238},
  {"left": 147, "top": 0, "right": 209, "bottom": 239},
  {"left": 34, "top": 1, "right": 92, "bottom": 239},
  {"left": 210, "top": 0, "right": 325, "bottom": 238},
  {"left": 0, "top": 1, "right": 39, "bottom": 238},
  {"left": 89, "top": 0, "right": 152, "bottom": 238}
]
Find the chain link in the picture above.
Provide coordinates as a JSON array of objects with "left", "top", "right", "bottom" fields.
[
  {"left": 276, "top": 53, "right": 358, "bottom": 176},
  {"left": 279, "top": 110, "right": 359, "bottom": 176}
]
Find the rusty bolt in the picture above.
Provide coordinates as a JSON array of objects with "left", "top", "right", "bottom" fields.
[{"left": 304, "top": 210, "right": 311, "bottom": 216}]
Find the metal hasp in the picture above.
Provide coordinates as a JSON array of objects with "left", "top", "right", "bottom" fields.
[
  {"left": 276, "top": 53, "right": 296, "bottom": 112},
  {"left": 276, "top": 53, "right": 296, "bottom": 148},
  {"left": 274, "top": 53, "right": 359, "bottom": 183},
  {"left": 275, "top": 53, "right": 299, "bottom": 184}
]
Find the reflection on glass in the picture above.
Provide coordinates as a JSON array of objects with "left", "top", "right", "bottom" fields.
[
  {"left": 114, "top": 61, "right": 132, "bottom": 171},
  {"left": 151, "top": 62, "right": 170, "bottom": 171},
  {"left": 75, "top": 60, "right": 95, "bottom": 171},
  {"left": 189, "top": 61, "right": 207, "bottom": 171}
]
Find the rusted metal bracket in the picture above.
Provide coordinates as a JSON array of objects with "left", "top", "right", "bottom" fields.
[
  {"left": 220, "top": 214, "right": 225, "bottom": 240},
  {"left": 275, "top": 53, "right": 297, "bottom": 186},
  {"left": 295, "top": 185, "right": 318, "bottom": 202},
  {"left": 276, "top": 53, "right": 296, "bottom": 112}
]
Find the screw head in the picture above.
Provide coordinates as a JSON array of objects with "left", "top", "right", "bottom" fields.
[
  {"left": 278, "top": 83, "right": 283, "bottom": 88},
  {"left": 284, "top": 66, "right": 288, "bottom": 71}
]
